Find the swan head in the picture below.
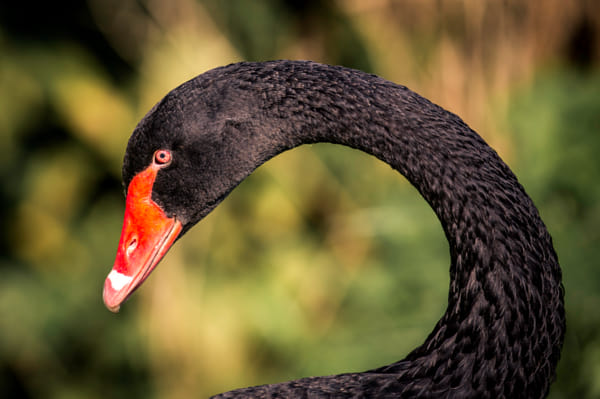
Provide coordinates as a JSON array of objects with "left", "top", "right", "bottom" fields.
[{"left": 102, "top": 73, "right": 268, "bottom": 312}]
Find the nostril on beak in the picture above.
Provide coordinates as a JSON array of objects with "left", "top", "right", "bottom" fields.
[{"left": 126, "top": 238, "right": 138, "bottom": 257}]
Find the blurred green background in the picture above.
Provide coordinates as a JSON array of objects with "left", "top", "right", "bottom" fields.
[{"left": 1, "top": 1, "right": 599, "bottom": 398}]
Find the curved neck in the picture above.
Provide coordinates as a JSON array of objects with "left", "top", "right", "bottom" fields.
[{"left": 186, "top": 61, "right": 565, "bottom": 397}]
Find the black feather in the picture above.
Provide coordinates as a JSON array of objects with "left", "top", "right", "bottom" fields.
[{"left": 123, "top": 60, "right": 565, "bottom": 398}]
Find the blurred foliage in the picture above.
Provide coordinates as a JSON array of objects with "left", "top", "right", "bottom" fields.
[
  {"left": 508, "top": 71, "right": 600, "bottom": 398},
  {"left": 1, "top": 0, "right": 599, "bottom": 398}
]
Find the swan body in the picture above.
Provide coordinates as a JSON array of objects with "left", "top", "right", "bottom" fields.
[{"left": 103, "top": 60, "right": 565, "bottom": 398}]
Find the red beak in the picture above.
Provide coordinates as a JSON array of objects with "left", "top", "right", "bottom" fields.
[{"left": 103, "top": 164, "right": 182, "bottom": 312}]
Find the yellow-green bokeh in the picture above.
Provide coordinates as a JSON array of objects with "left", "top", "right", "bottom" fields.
[{"left": 1, "top": 1, "right": 599, "bottom": 398}]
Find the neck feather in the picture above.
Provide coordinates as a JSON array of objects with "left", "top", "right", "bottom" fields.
[{"left": 191, "top": 61, "right": 565, "bottom": 397}]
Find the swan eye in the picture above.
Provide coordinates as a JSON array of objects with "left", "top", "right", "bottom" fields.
[{"left": 154, "top": 150, "right": 172, "bottom": 165}]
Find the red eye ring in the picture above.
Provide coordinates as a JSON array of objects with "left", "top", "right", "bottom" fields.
[{"left": 154, "top": 150, "right": 172, "bottom": 165}]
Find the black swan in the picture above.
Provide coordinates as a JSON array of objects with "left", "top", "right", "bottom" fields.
[{"left": 103, "top": 60, "right": 565, "bottom": 398}]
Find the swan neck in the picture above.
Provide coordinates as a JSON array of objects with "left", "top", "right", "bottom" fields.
[
  {"left": 181, "top": 61, "right": 564, "bottom": 396},
  {"left": 248, "top": 61, "right": 564, "bottom": 394}
]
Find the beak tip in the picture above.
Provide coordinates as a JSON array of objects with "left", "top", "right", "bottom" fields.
[
  {"left": 103, "top": 294, "right": 122, "bottom": 313},
  {"left": 106, "top": 303, "right": 121, "bottom": 313},
  {"left": 103, "top": 278, "right": 123, "bottom": 313}
]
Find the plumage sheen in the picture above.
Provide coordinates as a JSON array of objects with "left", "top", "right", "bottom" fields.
[{"left": 122, "top": 60, "right": 565, "bottom": 398}]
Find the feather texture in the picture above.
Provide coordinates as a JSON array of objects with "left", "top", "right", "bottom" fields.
[{"left": 122, "top": 61, "right": 565, "bottom": 398}]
